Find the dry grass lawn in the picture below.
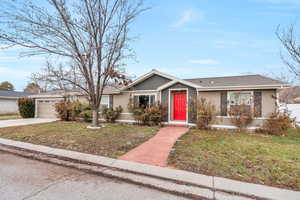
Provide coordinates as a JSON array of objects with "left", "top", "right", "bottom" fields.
[
  {"left": 0, "top": 114, "right": 21, "bottom": 120},
  {"left": 0, "top": 121, "right": 158, "bottom": 158},
  {"left": 168, "top": 129, "right": 300, "bottom": 191}
]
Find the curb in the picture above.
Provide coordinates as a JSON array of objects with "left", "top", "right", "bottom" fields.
[{"left": 0, "top": 138, "right": 299, "bottom": 200}]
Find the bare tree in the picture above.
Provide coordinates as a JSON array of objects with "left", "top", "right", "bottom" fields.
[
  {"left": 263, "top": 70, "right": 297, "bottom": 85},
  {"left": 276, "top": 24, "right": 300, "bottom": 79},
  {"left": 31, "top": 61, "right": 83, "bottom": 92},
  {"left": 0, "top": 0, "right": 145, "bottom": 127}
]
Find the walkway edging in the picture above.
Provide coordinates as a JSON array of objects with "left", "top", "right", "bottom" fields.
[{"left": 0, "top": 138, "right": 299, "bottom": 200}]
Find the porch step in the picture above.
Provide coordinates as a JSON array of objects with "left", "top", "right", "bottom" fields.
[{"left": 163, "top": 124, "right": 189, "bottom": 128}]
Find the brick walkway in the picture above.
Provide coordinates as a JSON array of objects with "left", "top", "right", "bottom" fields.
[{"left": 119, "top": 126, "right": 189, "bottom": 167}]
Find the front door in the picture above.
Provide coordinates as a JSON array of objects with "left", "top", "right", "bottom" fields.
[{"left": 173, "top": 91, "right": 187, "bottom": 121}]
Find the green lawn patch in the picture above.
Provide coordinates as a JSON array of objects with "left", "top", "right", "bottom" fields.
[
  {"left": 168, "top": 129, "right": 300, "bottom": 191},
  {"left": 0, "top": 114, "right": 21, "bottom": 120},
  {"left": 0, "top": 121, "right": 158, "bottom": 158}
]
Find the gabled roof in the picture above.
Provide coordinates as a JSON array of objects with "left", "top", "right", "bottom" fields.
[
  {"left": 0, "top": 90, "right": 32, "bottom": 99},
  {"left": 122, "top": 69, "right": 201, "bottom": 91},
  {"left": 123, "top": 69, "right": 288, "bottom": 91},
  {"left": 185, "top": 74, "right": 286, "bottom": 87}
]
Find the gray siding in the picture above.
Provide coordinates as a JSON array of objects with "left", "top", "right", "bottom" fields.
[
  {"left": 220, "top": 92, "right": 227, "bottom": 116},
  {"left": 161, "top": 90, "right": 169, "bottom": 122},
  {"left": 128, "top": 75, "right": 171, "bottom": 91},
  {"left": 254, "top": 91, "right": 262, "bottom": 117},
  {"left": 109, "top": 95, "right": 113, "bottom": 108}
]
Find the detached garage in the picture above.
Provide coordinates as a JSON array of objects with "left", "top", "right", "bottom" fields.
[{"left": 0, "top": 90, "right": 32, "bottom": 114}]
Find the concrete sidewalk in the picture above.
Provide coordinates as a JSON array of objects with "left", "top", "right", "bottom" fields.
[
  {"left": 0, "top": 118, "right": 58, "bottom": 128},
  {"left": 119, "top": 126, "right": 189, "bottom": 166},
  {"left": 0, "top": 138, "right": 299, "bottom": 200}
]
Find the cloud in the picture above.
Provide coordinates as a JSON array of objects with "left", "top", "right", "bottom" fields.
[
  {"left": 172, "top": 9, "right": 204, "bottom": 28},
  {"left": 188, "top": 59, "right": 220, "bottom": 65}
]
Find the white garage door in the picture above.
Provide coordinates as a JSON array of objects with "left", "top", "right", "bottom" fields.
[{"left": 37, "top": 100, "right": 60, "bottom": 118}]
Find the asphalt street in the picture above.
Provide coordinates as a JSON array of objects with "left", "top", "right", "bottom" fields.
[{"left": 0, "top": 151, "right": 188, "bottom": 200}]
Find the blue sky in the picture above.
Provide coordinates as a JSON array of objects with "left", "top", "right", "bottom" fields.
[{"left": 0, "top": 0, "right": 299, "bottom": 90}]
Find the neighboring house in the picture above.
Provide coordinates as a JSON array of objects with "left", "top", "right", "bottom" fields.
[
  {"left": 31, "top": 69, "right": 288, "bottom": 127},
  {"left": 0, "top": 90, "right": 32, "bottom": 114}
]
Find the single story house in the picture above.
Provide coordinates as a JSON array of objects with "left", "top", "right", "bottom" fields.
[
  {"left": 31, "top": 69, "right": 288, "bottom": 127},
  {"left": 0, "top": 90, "right": 32, "bottom": 114}
]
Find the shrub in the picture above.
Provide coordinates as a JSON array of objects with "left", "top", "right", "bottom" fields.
[
  {"left": 194, "top": 98, "right": 217, "bottom": 129},
  {"left": 257, "top": 111, "right": 294, "bottom": 136},
  {"left": 81, "top": 104, "right": 91, "bottom": 111},
  {"left": 102, "top": 106, "right": 123, "bottom": 123},
  {"left": 78, "top": 104, "right": 92, "bottom": 122},
  {"left": 70, "top": 101, "right": 84, "bottom": 120},
  {"left": 18, "top": 97, "right": 35, "bottom": 118},
  {"left": 55, "top": 100, "right": 84, "bottom": 121},
  {"left": 228, "top": 104, "right": 254, "bottom": 130},
  {"left": 128, "top": 99, "right": 167, "bottom": 126},
  {"left": 55, "top": 100, "right": 73, "bottom": 121},
  {"left": 144, "top": 103, "right": 167, "bottom": 126},
  {"left": 80, "top": 110, "right": 92, "bottom": 122}
]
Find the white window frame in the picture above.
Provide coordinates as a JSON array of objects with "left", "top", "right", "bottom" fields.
[
  {"left": 227, "top": 91, "right": 254, "bottom": 114},
  {"left": 132, "top": 93, "right": 157, "bottom": 108},
  {"left": 100, "top": 95, "right": 110, "bottom": 108}
]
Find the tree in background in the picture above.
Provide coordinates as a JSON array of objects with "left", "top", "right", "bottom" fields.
[
  {"left": 263, "top": 69, "right": 297, "bottom": 86},
  {"left": 24, "top": 82, "right": 41, "bottom": 94},
  {"left": 0, "top": 0, "right": 146, "bottom": 128},
  {"left": 276, "top": 24, "right": 300, "bottom": 79},
  {"left": 30, "top": 61, "right": 84, "bottom": 92},
  {"left": 0, "top": 81, "right": 15, "bottom": 91}
]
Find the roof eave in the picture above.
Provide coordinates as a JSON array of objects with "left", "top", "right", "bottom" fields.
[
  {"left": 197, "top": 84, "right": 289, "bottom": 91},
  {"left": 123, "top": 69, "right": 202, "bottom": 91},
  {"left": 0, "top": 96, "right": 19, "bottom": 99},
  {"left": 30, "top": 94, "right": 64, "bottom": 98}
]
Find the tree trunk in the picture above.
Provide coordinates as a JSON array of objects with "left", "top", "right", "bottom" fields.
[{"left": 92, "top": 108, "right": 99, "bottom": 127}]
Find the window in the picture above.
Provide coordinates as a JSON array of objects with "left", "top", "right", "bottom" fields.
[
  {"left": 100, "top": 95, "right": 110, "bottom": 110},
  {"left": 228, "top": 91, "right": 253, "bottom": 113},
  {"left": 134, "top": 94, "right": 155, "bottom": 108},
  {"left": 229, "top": 92, "right": 252, "bottom": 105}
]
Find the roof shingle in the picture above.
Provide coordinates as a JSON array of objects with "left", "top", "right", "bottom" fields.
[
  {"left": 0, "top": 90, "right": 32, "bottom": 98},
  {"left": 184, "top": 74, "right": 285, "bottom": 87}
]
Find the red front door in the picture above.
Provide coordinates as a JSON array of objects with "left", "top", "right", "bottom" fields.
[{"left": 173, "top": 91, "right": 187, "bottom": 121}]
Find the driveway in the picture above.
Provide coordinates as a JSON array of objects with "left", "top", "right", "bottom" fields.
[
  {"left": 0, "top": 118, "right": 58, "bottom": 128},
  {"left": 0, "top": 151, "right": 186, "bottom": 200}
]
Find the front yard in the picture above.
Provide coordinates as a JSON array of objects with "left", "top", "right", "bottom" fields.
[
  {"left": 168, "top": 129, "right": 300, "bottom": 191},
  {"left": 0, "top": 121, "right": 158, "bottom": 158}
]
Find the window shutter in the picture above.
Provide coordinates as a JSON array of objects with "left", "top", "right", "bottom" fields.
[
  {"left": 150, "top": 95, "right": 155, "bottom": 105},
  {"left": 221, "top": 92, "right": 228, "bottom": 116},
  {"left": 133, "top": 96, "right": 139, "bottom": 108},
  {"left": 109, "top": 95, "right": 113, "bottom": 108},
  {"left": 254, "top": 91, "right": 262, "bottom": 117}
]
